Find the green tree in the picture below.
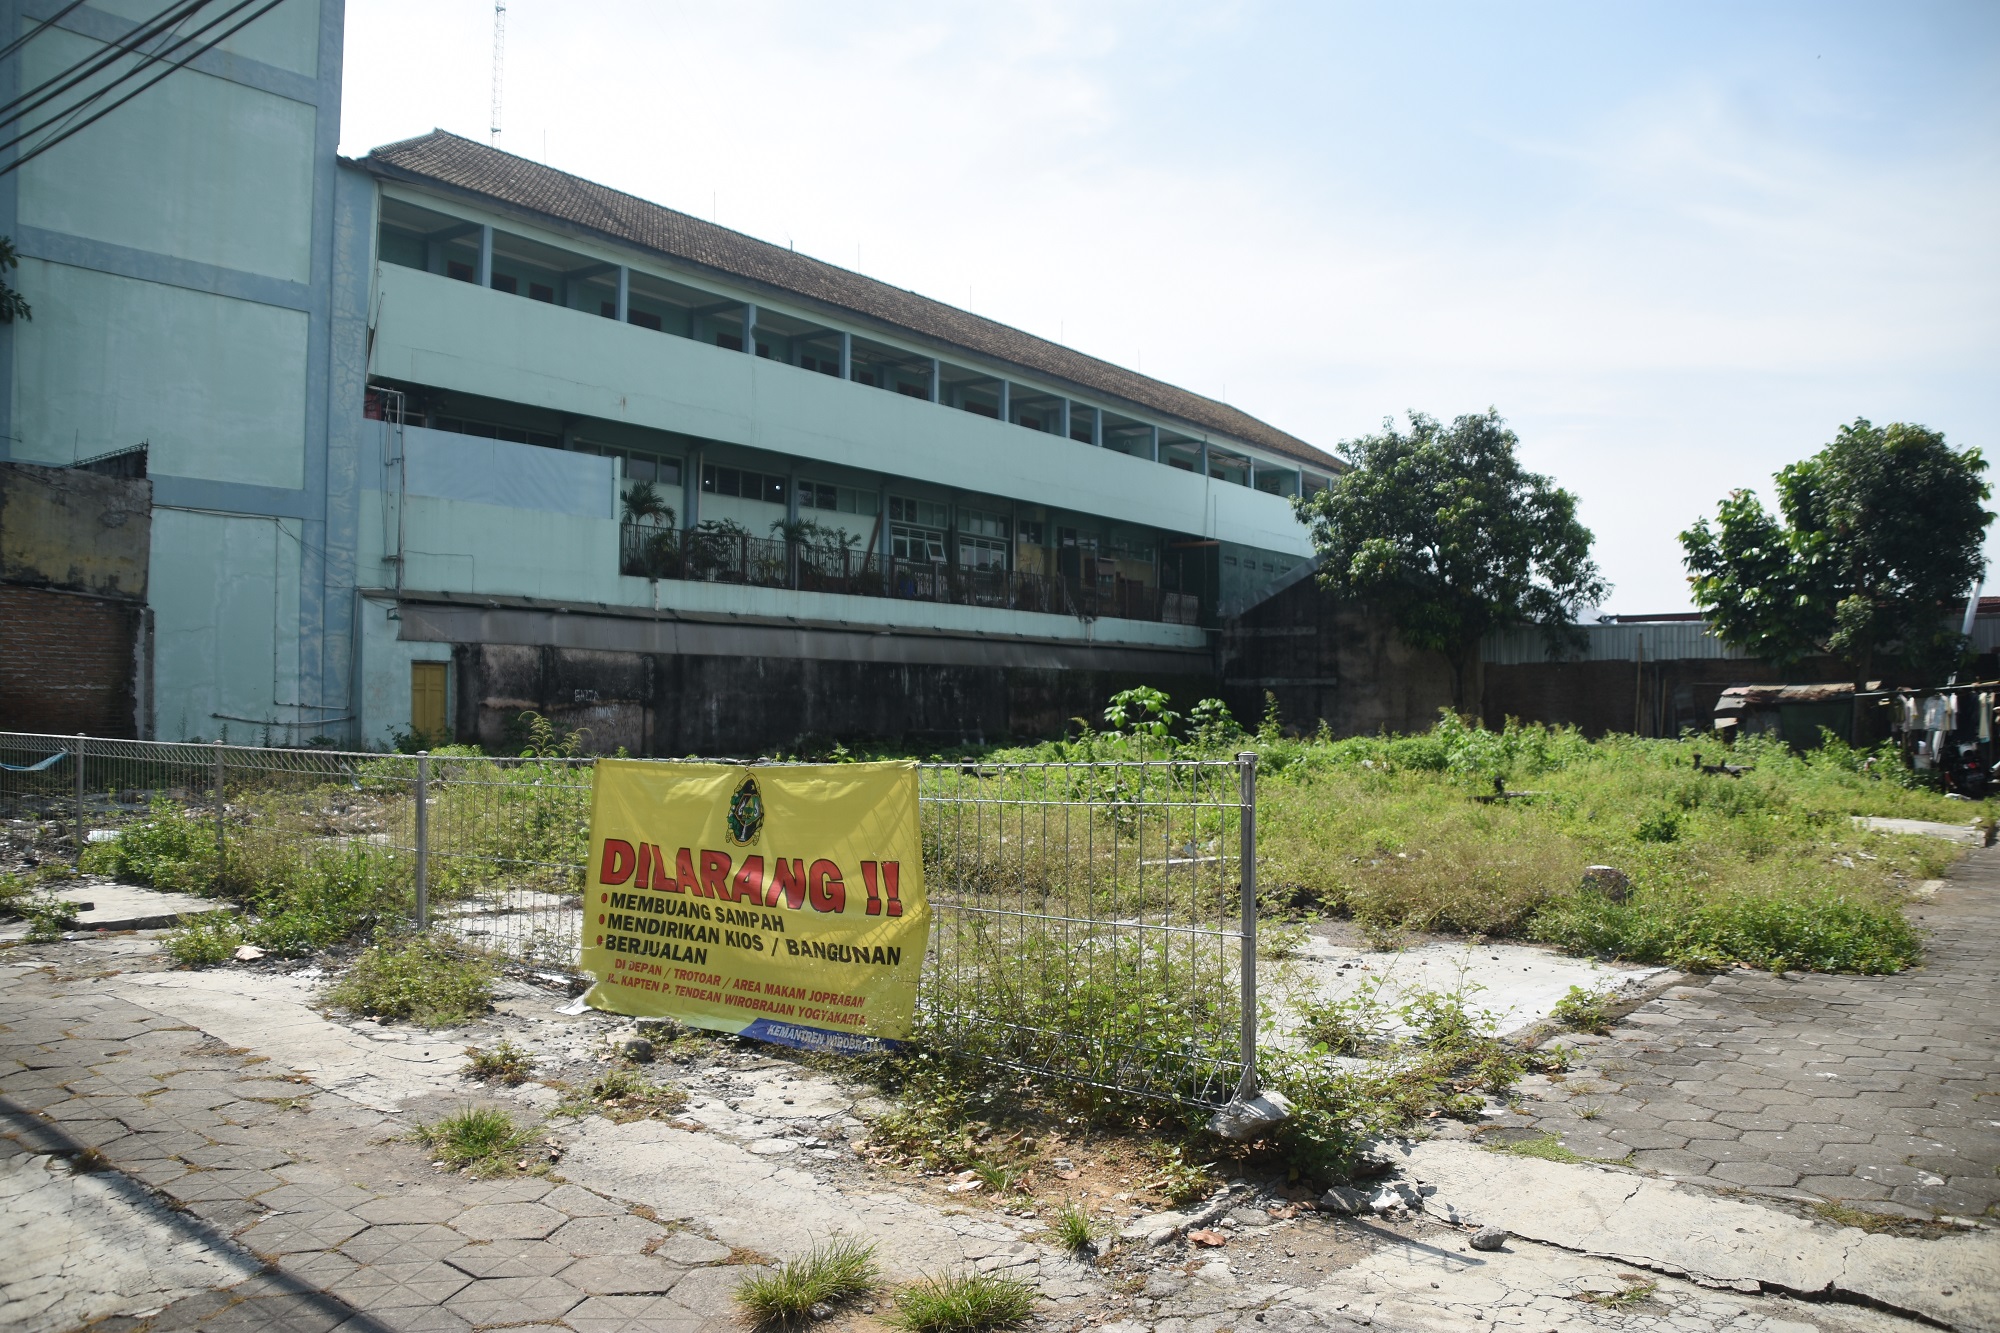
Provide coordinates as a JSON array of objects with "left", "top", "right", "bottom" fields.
[
  {"left": 0, "top": 237, "right": 30, "bottom": 324},
  {"left": 1680, "top": 419, "right": 1991, "bottom": 688},
  {"left": 1293, "top": 410, "right": 1608, "bottom": 710}
]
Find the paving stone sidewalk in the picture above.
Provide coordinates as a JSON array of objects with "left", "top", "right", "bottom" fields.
[
  {"left": 0, "top": 973, "right": 784, "bottom": 1332},
  {"left": 1499, "top": 848, "right": 2000, "bottom": 1222}
]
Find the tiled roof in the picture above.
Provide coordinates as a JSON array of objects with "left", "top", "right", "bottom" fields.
[{"left": 359, "top": 131, "right": 1339, "bottom": 473}]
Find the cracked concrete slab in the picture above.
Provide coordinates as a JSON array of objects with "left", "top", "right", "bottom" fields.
[
  {"left": 114, "top": 970, "right": 468, "bottom": 1109},
  {"left": 0, "top": 1150, "right": 261, "bottom": 1333},
  {"left": 1271, "top": 936, "right": 1669, "bottom": 1044},
  {"left": 1400, "top": 1139, "right": 1999, "bottom": 1330}
]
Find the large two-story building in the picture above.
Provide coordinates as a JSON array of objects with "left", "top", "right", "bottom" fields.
[{"left": 0, "top": 0, "right": 1340, "bottom": 752}]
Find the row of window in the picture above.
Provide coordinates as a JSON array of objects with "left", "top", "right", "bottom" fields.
[{"left": 410, "top": 232, "right": 1316, "bottom": 491}]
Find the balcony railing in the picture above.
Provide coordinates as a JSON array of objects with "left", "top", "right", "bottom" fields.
[{"left": 619, "top": 524, "right": 1202, "bottom": 626}]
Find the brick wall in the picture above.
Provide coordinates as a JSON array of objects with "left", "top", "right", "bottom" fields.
[{"left": 0, "top": 585, "right": 141, "bottom": 736}]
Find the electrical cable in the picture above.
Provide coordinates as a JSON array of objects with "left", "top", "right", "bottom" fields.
[
  {"left": 0, "top": 0, "right": 91, "bottom": 67},
  {"left": 0, "top": 0, "right": 236, "bottom": 150},
  {"left": 0, "top": 0, "right": 271, "bottom": 166},
  {"left": 0, "top": 0, "right": 210, "bottom": 128}
]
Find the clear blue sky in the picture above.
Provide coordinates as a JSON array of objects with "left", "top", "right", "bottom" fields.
[{"left": 341, "top": 2, "right": 2000, "bottom": 613}]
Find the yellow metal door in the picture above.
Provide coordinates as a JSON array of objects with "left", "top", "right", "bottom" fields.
[{"left": 410, "top": 662, "right": 448, "bottom": 742}]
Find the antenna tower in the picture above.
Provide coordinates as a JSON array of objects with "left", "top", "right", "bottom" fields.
[{"left": 489, "top": 1, "right": 506, "bottom": 145}]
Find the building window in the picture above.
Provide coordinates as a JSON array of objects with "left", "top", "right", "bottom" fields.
[
  {"left": 1018, "top": 520, "right": 1044, "bottom": 547},
  {"left": 959, "top": 534, "right": 1006, "bottom": 570},
  {"left": 889, "top": 496, "right": 950, "bottom": 529},
  {"left": 756, "top": 342, "right": 772, "bottom": 358},
  {"left": 959, "top": 508, "right": 1009, "bottom": 541},
  {"left": 855, "top": 371, "right": 878, "bottom": 387},
  {"left": 965, "top": 401, "right": 998, "bottom": 419},
  {"left": 801, "top": 355, "right": 842, "bottom": 376},
  {"left": 448, "top": 260, "right": 474, "bottom": 282},
  {"left": 491, "top": 273, "right": 519, "bottom": 295},
  {"left": 799, "top": 480, "right": 879, "bottom": 516},
  {"left": 601, "top": 301, "right": 617, "bottom": 318},
  {"left": 1168, "top": 457, "right": 1194, "bottom": 472},
  {"left": 897, "top": 382, "right": 927, "bottom": 398},
  {"left": 630, "top": 310, "right": 664, "bottom": 332},
  {"left": 701, "top": 465, "right": 787, "bottom": 504},
  {"left": 429, "top": 414, "right": 559, "bottom": 448},
  {"left": 716, "top": 332, "right": 743, "bottom": 351},
  {"left": 1016, "top": 414, "right": 1042, "bottom": 430},
  {"left": 529, "top": 282, "right": 555, "bottom": 303},
  {"left": 892, "top": 525, "right": 946, "bottom": 563}
]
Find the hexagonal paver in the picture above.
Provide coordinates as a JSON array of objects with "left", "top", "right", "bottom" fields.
[
  {"left": 342, "top": 1223, "right": 473, "bottom": 1263},
  {"left": 545, "top": 1213, "right": 669, "bottom": 1257},
  {"left": 450, "top": 1201, "right": 566, "bottom": 1241},
  {"left": 330, "top": 1259, "right": 473, "bottom": 1312},
  {"left": 353, "top": 1192, "right": 467, "bottom": 1226},
  {"left": 668, "top": 1265, "right": 756, "bottom": 1317},
  {"left": 558, "top": 1254, "right": 688, "bottom": 1296},
  {"left": 651, "top": 1232, "right": 732, "bottom": 1266},
  {"left": 442, "top": 1274, "right": 585, "bottom": 1324},
  {"left": 443, "top": 1237, "right": 579, "bottom": 1280},
  {"left": 564, "top": 1293, "right": 707, "bottom": 1333},
  {"left": 239, "top": 1209, "right": 369, "bottom": 1256},
  {"left": 542, "top": 1184, "right": 625, "bottom": 1217}
]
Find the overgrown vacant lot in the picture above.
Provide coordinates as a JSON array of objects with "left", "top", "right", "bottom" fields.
[{"left": 986, "top": 712, "right": 1970, "bottom": 976}]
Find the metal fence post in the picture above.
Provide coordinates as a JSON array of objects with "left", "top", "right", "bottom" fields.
[
  {"left": 414, "top": 751, "right": 430, "bottom": 928},
  {"left": 74, "top": 733, "right": 86, "bottom": 853},
  {"left": 212, "top": 741, "right": 225, "bottom": 878},
  {"left": 1237, "top": 750, "right": 1259, "bottom": 1098}
]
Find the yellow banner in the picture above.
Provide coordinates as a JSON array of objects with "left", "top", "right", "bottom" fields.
[{"left": 580, "top": 759, "right": 928, "bottom": 1053}]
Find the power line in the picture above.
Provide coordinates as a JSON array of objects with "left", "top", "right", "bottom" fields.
[
  {"left": 1, "top": 0, "right": 287, "bottom": 176},
  {"left": 0, "top": 0, "right": 257, "bottom": 160},
  {"left": 0, "top": 0, "right": 91, "bottom": 67},
  {"left": 0, "top": 0, "right": 211, "bottom": 129}
]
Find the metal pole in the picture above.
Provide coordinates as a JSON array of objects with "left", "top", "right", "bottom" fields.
[
  {"left": 1237, "top": 750, "right": 1259, "bottom": 1098},
  {"left": 414, "top": 751, "right": 430, "bottom": 927},
  {"left": 73, "top": 733, "right": 86, "bottom": 854},
  {"left": 212, "top": 740, "right": 225, "bottom": 879}
]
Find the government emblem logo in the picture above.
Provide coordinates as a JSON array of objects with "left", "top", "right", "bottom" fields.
[{"left": 727, "top": 774, "right": 764, "bottom": 846}]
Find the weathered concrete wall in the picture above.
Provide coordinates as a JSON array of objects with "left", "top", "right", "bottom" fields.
[
  {"left": 1218, "top": 577, "right": 1457, "bottom": 736},
  {"left": 0, "top": 462, "right": 151, "bottom": 599},
  {"left": 1484, "top": 655, "right": 1856, "bottom": 739},
  {"left": 450, "top": 642, "right": 1216, "bottom": 756}
]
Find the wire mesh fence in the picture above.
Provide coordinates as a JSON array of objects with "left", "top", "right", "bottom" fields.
[{"left": 2, "top": 733, "right": 1256, "bottom": 1106}]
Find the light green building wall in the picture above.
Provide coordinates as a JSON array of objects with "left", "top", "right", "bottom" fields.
[{"left": 0, "top": 0, "right": 347, "bottom": 742}]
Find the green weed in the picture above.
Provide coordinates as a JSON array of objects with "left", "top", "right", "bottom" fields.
[
  {"left": 1046, "top": 1202, "right": 1097, "bottom": 1253},
  {"left": 410, "top": 1105, "right": 537, "bottom": 1175},
  {"left": 733, "top": 1236, "right": 880, "bottom": 1326},
  {"left": 20, "top": 895, "right": 80, "bottom": 942},
  {"left": 324, "top": 933, "right": 492, "bottom": 1025},
  {"left": 164, "top": 913, "right": 243, "bottom": 968},
  {"left": 1141, "top": 1143, "right": 1215, "bottom": 1205},
  {"left": 1491, "top": 1133, "right": 1585, "bottom": 1163},
  {"left": 1550, "top": 984, "right": 1616, "bottom": 1035},
  {"left": 556, "top": 1065, "right": 689, "bottom": 1122},
  {"left": 888, "top": 1272, "right": 1035, "bottom": 1332},
  {"left": 463, "top": 1039, "right": 534, "bottom": 1085}
]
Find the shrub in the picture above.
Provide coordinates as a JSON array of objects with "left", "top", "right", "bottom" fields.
[
  {"left": 733, "top": 1237, "right": 880, "bottom": 1326},
  {"left": 1549, "top": 984, "right": 1615, "bottom": 1035},
  {"left": 164, "top": 913, "right": 243, "bottom": 968},
  {"left": 20, "top": 895, "right": 79, "bottom": 942},
  {"left": 324, "top": 933, "right": 493, "bottom": 1025}
]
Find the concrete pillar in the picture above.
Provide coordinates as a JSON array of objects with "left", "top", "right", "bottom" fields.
[
  {"left": 685, "top": 447, "right": 701, "bottom": 528},
  {"left": 1148, "top": 425, "right": 1160, "bottom": 462},
  {"left": 929, "top": 358, "right": 941, "bottom": 403},
  {"left": 839, "top": 332, "right": 853, "bottom": 381},
  {"left": 1058, "top": 399, "right": 1071, "bottom": 440},
  {"left": 786, "top": 468, "right": 799, "bottom": 524},
  {"left": 997, "top": 380, "right": 1010, "bottom": 424},
  {"left": 476, "top": 225, "right": 493, "bottom": 288},
  {"left": 615, "top": 266, "right": 629, "bottom": 323},
  {"left": 1091, "top": 407, "right": 1103, "bottom": 448},
  {"left": 743, "top": 303, "right": 758, "bottom": 355},
  {"left": 1199, "top": 440, "right": 1211, "bottom": 477}
]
